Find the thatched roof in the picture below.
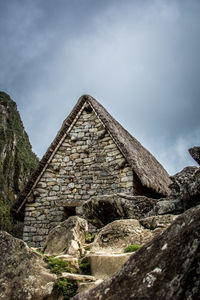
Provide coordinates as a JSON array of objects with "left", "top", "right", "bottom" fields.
[{"left": 13, "top": 95, "right": 171, "bottom": 214}]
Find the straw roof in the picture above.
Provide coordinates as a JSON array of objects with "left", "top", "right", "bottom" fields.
[{"left": 14, "top": 95, "right": 171, "bottom": 213}]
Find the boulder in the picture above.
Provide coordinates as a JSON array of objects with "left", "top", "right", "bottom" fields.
[
  {"left": 73, "top": 205, "right": 200, "bottom": 300},
  {"left": 90, "top": 219, "right": 155, "bottom": 253},
  {"left": 147, "top": 198, "right": 183, "bottom": 216},
  {"left": 78, "top": 194, "right": 157, "bottom": 228},
  {"left": 44, "top": 216, "right": 88, "bottom": 256},
  {"left": 139, "top": 214, "right": 178, "bottom": 230},
  {"left": 0, "top": 231, "right": 59, "bottom": 300},
  {"left": 189, "top": 146, "right": 200, "bottom": 165},
  {"left": 169, "top": 166, "right": 200, "bottom": 210}
]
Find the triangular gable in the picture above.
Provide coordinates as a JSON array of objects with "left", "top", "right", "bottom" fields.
[{"left": 14, "top": 95, "right": 171, "bottom": 214}]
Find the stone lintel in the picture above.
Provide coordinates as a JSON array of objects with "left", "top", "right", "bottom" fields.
[{"left": 55, "top": 199, "right": 83, "bottom": 207}]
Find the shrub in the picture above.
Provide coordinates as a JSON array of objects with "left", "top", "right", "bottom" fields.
[
  {"left": 44, "top": 257, "right": 77, "bottom": 275},
  {"left": 124, "top": 244, "right": 141, "bottom": 253},
  {"left": 79, "top": 258, "right": 91, "bottom": 275},
  {"left": 53, "top": 278, "right": 77, "bottom": 300}
]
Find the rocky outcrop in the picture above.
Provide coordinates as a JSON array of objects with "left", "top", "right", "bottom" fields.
[
  {"left": 139, "top": 214, "right": 177, "bottom": 230},
  {"left": 0, "top": 231, "right": 59, "bottom": 300},
  {"left": 78, "top": 194, "right": 158, "bottom": 228},
  {"left": 169, "top": 166, "right": 200, "bottom": 210},
  {"left": 90, "top": 219, "right": 153, "bottom": 253},
  {"left": 90, "top": 215, "right": 176, "bottom": 254},
  {"left": 189, "top": 146, "right": 200, "bottom": 165},
  {"left": 147, "top": 197, "right": 183, "bottom": 216},
  {"left": 0, "top": 91, "right": 38, "bottom": 232},
  {"left": 73, "top": 205, "right": 200, "bottom": 300},
  {"left": 44, "top": 216, "right": 88, "bottom": 257}
]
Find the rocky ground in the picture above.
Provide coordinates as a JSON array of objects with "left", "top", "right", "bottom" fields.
[{"left": 0, "top": 146, "right": 200, "bottom": 299}]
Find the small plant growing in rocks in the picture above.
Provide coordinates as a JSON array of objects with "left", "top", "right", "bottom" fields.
[
  {"left": 53, "top": 278, "right": 78, "bottom": 300},
  {"left": 79, "top": 257, "right": 91, "bottom": 275},
  {"left": 44, "top": 256, "right": 78, "bottom": 298},
  {"left": 85, "top": 232, "right": 95, "bottom": 243},
  {"left": 124, "top": 244, "right": 141, "bottom": 253},
  {"left": 44, "top": 257, "right": 77, "bottom": 275}
]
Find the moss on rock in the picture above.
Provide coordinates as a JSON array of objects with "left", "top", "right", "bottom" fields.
[{"left": 0, "top": 91, "right": 38, "bottom": 233}]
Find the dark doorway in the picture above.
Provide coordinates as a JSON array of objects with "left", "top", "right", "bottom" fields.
[{"left": 63, "top": 206, "right": 76, "bottom": 220}]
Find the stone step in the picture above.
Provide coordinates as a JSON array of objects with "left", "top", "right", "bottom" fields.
[
  {"left": 77, "top": 279, "right": 103, "bottom": 293},
  {"left": 87, "top": 252, "right": 132, "bottom": 279},
  {"left": 60, "top": 272, "right": 96, "bottom": 282}
]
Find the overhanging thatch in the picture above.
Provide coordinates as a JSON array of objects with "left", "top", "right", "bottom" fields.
[{"left": 13, "top": 95, "right": 171, "bottom": 214}]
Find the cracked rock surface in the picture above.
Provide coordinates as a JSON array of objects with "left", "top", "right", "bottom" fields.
[
  {"left": 0, "top": 231, "right": 58, "bottom": 300},
  {"left": 73, "top": 205, "right": 200, "bottom": 300}
]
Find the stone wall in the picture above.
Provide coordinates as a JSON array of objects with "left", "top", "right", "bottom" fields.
[{"left": 23, "top": 105, "right": 136, "bottom": 247}]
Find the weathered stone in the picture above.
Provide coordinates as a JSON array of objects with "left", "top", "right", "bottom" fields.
[
  {"left": 55, "top": 254, "right": 80, "bottom": 271},
  {"left": 22, "top": 107, "right": 153, "bottom": 247},
  {"left": 139, "top": 214, "right": 177, "bottom": 230},
  {"left": 189, "top": 146, "right": 200, "bottom": 165},
  {"left": 169, "top": 166, "right": 200, "bottom": 210},
  {"left": 60, "top": 273, "right": 96, "bottom": 282},
  {"left": 87, "top": 253, "right": 132, "bottom": 279},
  {"left": 56, "top": 199, "right": 83, "bottom": 207},
  {"left": 0, "top": 231, "right": 59, "bottom": 300},
  {"left": 73, "top": 205, "right": 200, "bottom": 300},
  {"left": 80, "top": 194, "right": 157, "bottom": 228},
  {"left": 147, "top": 198, "right": 183, "bottom": 216},
  {"left": 44, "top": 216, "right": 88, "bottom": 256},
  {"left": 90, "top": 219, "right": 154, "bottom": 253},
  {"left": 43, "top": 171, "right": 54, "bottom": 178},
  {"left": 78, "top": 280, "right": 103, "bottom": 294}
]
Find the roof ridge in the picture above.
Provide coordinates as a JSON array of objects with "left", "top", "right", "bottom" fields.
[{"left": 13, "top": 95, "right": 171, "bottom": 214}]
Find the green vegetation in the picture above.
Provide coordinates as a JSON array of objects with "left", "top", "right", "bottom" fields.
[
  {"left": 35, "top": 248, "right": 45, "bottom": 258},
  {"left": 0, "top": 197, "right": 13, "bottom": 231},
  {"left": 43, "top": 256, "right": 78, "bottom": 299},
  {"left": 85, "top": 232, "right": 95, "bottom": 243},
  {"left": 124, "top": 244, "right": 142, "bottom": 253},
  {"left": 79, "top": 258, "right": 91, "bottom": 275},
  {"left": 44, "top": 257, "right": 77, "bottom": 275},
  {"left": 0, "top": 91, "right": 38, "bottom": 233},
  {"left": 53, "top": 278, "right": 78, "bottom": 300}
]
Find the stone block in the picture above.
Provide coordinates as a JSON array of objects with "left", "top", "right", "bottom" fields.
[
  {"left": 47, "top": 181, "right": 57, "bottom": 186},
  {"left": 47, "top": 196, "right": 58, "bottom": 201},
  {"left": 49, "top": 191, "right": 57, "bottom": 196},
  {"left": 52, "top": 185, "right": 60, "bottom": 191},
  {"left": 43, "top": 172, "right": 54, "bottom": 178},
  {"left": 68, "top": 182, "right": 75, "bottom": 189},
  {"left": 38, "top": 215, "right": 46, "bottom": 221},
  {"left": 33, "top": 236, "right": 43, "bottom": 242},
  {"left": 70, "top": 153, "right": 79, "bottom": 160},
  {"left": 121, "top": 176, "right": 133, "bottom": 182},
  {"left": 37, "top": 182, "right": 47, "bottom": 188}
]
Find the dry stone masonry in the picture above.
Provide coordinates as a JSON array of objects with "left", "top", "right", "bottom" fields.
[
  {"left": 17, "top": 95, "right": 171, "bottom": 248},
  {"left": 23, "top": 105, "right": 136, "bottom": 247}
]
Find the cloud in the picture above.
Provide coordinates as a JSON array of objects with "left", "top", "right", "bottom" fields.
[{"left": 0, "top": 0, "right": 199, "bottom": 174}]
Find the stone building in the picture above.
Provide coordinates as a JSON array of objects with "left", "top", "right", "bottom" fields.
[{"left": 14, "top": 95, "right": 171, "bottom": 247}]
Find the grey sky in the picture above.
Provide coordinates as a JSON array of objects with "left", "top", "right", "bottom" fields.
[{"left": 0, "top": 0, "right": 199, "bottom": 175}]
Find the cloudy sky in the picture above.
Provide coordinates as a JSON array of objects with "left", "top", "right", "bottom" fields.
[{"left": 0, "top": 0, "right": 199, "bottom": 175}]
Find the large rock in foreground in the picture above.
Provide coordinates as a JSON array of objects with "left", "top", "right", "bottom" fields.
[
  {"left": 73, "top": 205, "right": 200, "bottom": 300},
  {"left": 44, "top": 216, "right": 88, "bottom": 256},
  {"left": 0, "top": 231, "right": 58, "bottom": 300}
]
